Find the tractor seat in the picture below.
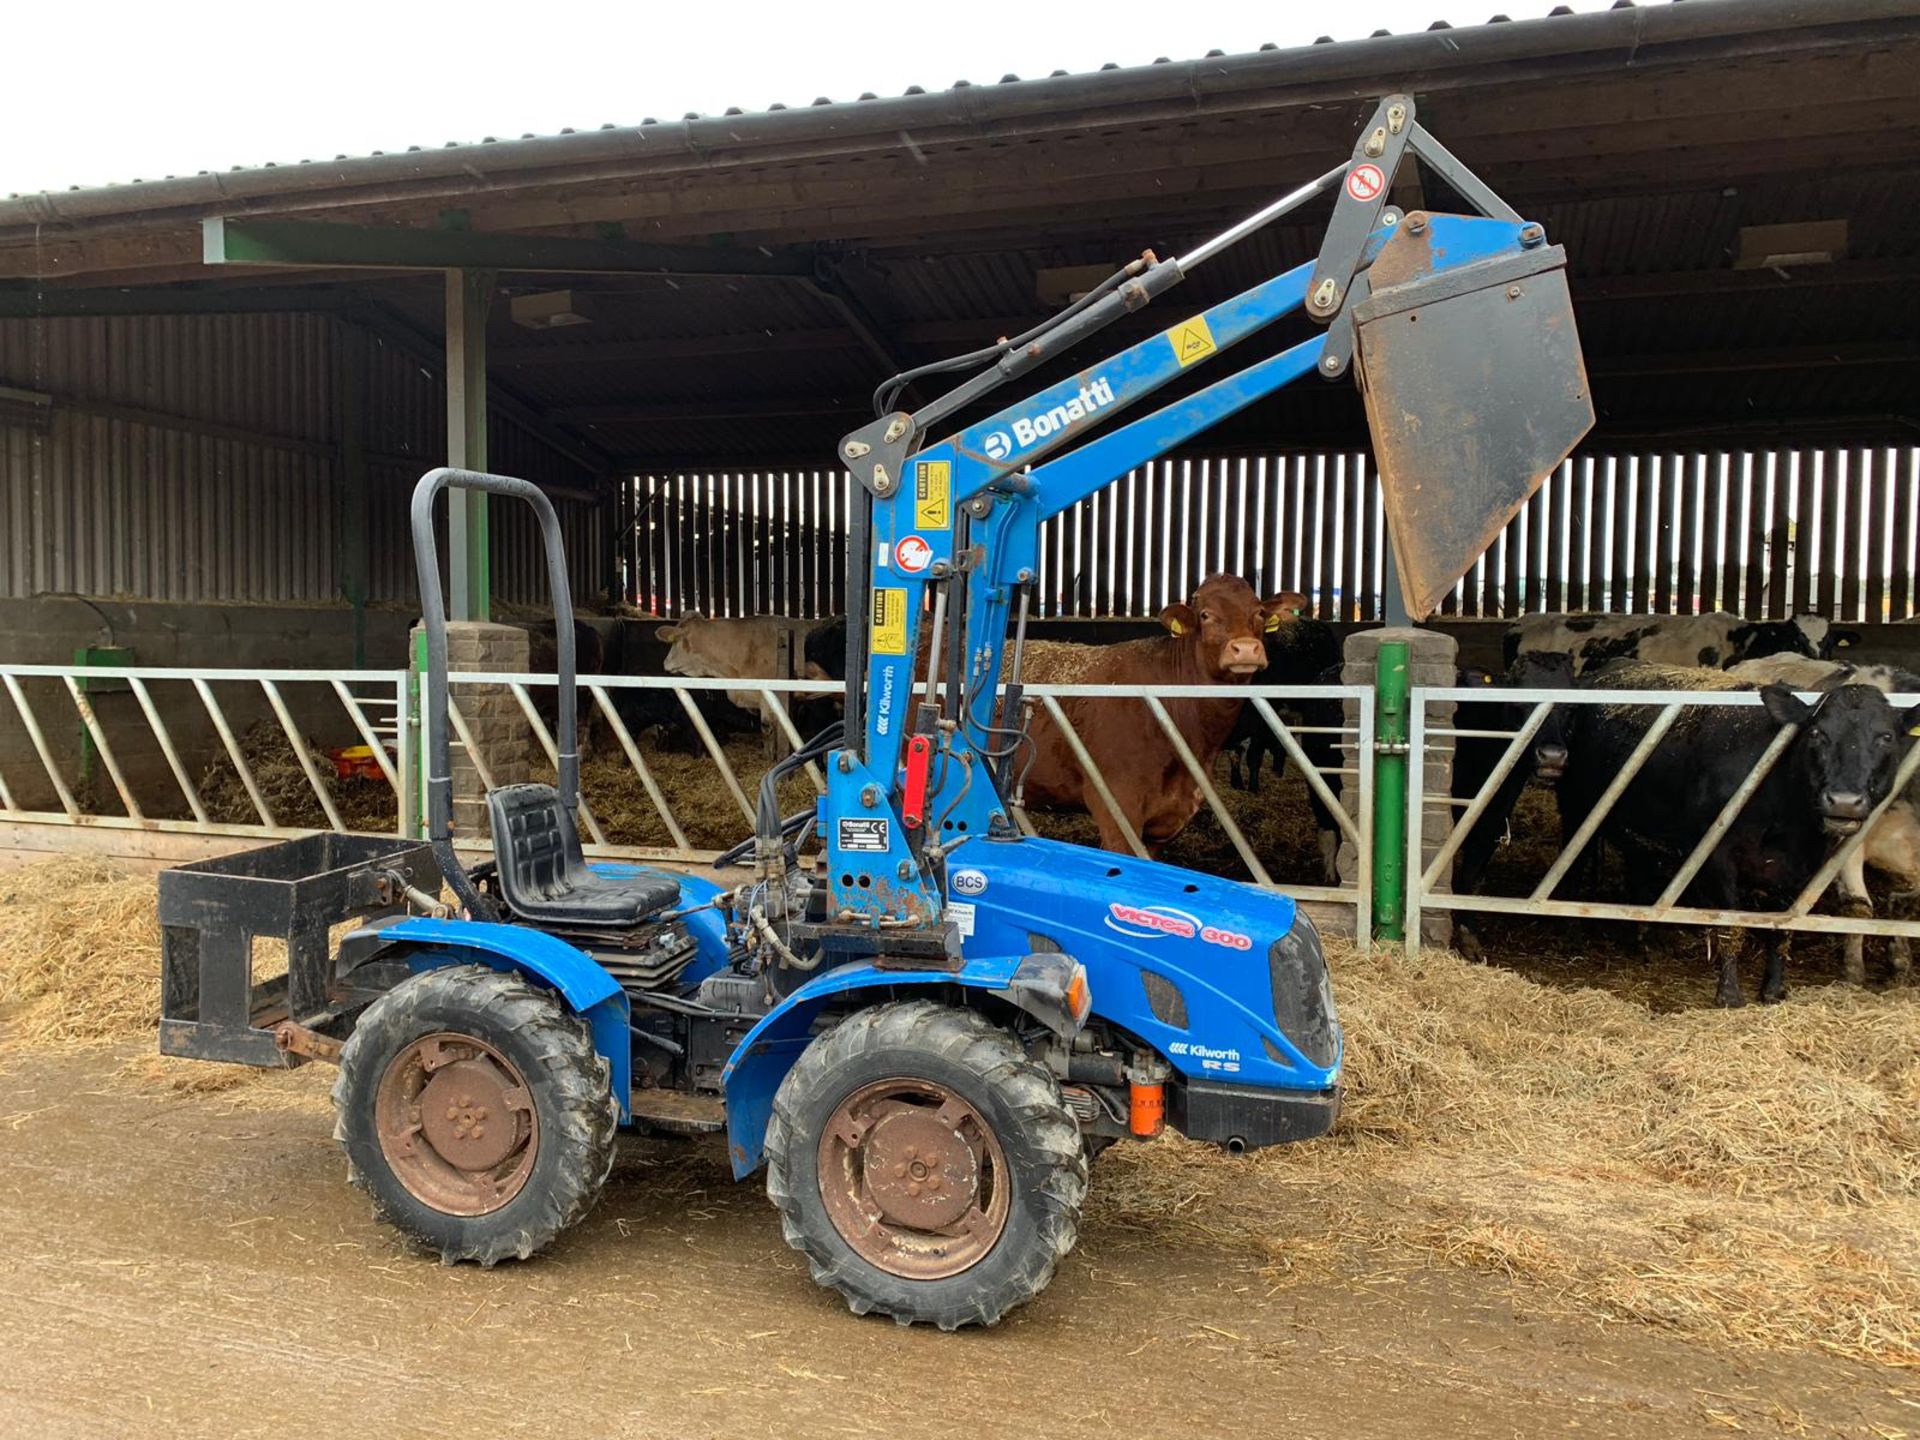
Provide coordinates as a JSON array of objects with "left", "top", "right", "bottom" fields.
[{"left": 485, "top": 784, "right": 680, "bottom": 928}]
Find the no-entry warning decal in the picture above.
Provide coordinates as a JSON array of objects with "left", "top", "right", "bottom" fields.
[
  {"left": 1345, "top": 163, "right": 1386, "bottom": 203},
  {"left": 894, "top": 534, "right": 933, "bottom": 574}
]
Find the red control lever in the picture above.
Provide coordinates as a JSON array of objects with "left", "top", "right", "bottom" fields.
[{"left": 901, "top": 734, "right": 933, "bottom": 831}]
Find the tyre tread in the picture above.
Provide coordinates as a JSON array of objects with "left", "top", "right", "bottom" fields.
[
  {"left": 332, "top": 964, "right": 617, "bottom": 1267},
  {"left": 764, "top": 999, "right": 1087, "bottom": 1329}
]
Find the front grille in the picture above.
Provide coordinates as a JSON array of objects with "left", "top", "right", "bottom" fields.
[
  {"left": 1141, "top": 971, "right": 1188, "bottom": 1028},
  {"left": 1268, "top": 916, "right": 1337, "bottom": 1067}
]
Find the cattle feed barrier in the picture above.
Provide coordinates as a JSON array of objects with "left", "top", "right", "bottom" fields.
[
  {"left": 11, "top": 656, "right": 1913, "bottom": 965},
  {"left": 1402, "top": 683, "right": 1920, "bottom": 959},
  {"left": 0, "top": 661, "right": 1374, "bottom": 939}
]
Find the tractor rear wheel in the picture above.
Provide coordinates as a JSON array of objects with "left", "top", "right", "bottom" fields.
[
  {"left": 333, "top": 964, "right": 617, "bottom": 1265},
  {"left": 765, "top": 1000, "right": 1087, "bottom": 1329}
]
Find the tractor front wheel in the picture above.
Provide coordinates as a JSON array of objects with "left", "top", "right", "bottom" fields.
[
  {"left": 333, "top": 964, "right": 617, "bottom": 1265},
  {"left": 765, "top": 1000, "right": 1087, "bottom": 1329}
]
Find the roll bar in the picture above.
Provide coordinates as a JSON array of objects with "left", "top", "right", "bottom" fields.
[{"left": 410, "top": 467, "right": 579, "bottom": 916}]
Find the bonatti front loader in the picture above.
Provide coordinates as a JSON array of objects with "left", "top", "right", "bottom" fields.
[{"left": 157, "top": 96, "right": 1591, "bottom": 1328}]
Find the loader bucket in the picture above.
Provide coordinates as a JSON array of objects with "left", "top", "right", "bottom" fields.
[{"left": 1354, "top": 218, "right": 1593, "bottom": 619}]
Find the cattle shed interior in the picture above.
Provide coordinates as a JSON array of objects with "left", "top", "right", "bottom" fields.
[{"left": 0, "top": 0, "right": 1917, "bottom": 681}]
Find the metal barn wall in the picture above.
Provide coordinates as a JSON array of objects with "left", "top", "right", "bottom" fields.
[
  {"left": 0, "top": 311, "right": 604, "bottom": 610},
  {"left": 624, "top": 445, "right": 1920, "bottom": 624}
]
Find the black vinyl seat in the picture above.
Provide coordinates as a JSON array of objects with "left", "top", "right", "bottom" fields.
[{"left": 486, "top": 784, "right": 681, "bottom": 928}]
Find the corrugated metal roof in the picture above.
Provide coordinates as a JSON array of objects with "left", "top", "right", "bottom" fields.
[
  {"left": 3, "top": 0, "right": 1915, "bottom": 468},
  {"left": 12, "top": 9, "right": 1625, "bottom": 201},
  {"left": 10, "top": 0, "right": 1911, "bottom": 228}
]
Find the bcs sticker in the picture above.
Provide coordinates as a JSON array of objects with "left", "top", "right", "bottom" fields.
[
  {"left": 950, "top": 868, "right": 989, "bottom": 896},
  {"left": 895, "top": 535, "right": 933, "bottom": 574}
]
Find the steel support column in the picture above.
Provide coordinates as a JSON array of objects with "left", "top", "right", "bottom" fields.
[
  {"left": 445, "top": 269, "right": 494, "bottom": 621},
  {"left": 337, "top": 318, "right": 370, "bottom": 663}
]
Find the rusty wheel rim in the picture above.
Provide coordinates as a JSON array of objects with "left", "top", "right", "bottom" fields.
[
  {"left": 374, "top": 1032, "right": 539, "bottom": 1217},
  {"left": 816, "top": 1077, "right": 1011, "bottom": 1281}
]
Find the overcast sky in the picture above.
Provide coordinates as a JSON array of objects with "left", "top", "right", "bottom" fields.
[{"left": 2, "top": 0, "right": 1624, "bottom": 196}]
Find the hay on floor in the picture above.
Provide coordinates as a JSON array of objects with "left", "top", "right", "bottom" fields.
[{"left": 1097, "top": 938, "right": 1920, "bottom": 1367}]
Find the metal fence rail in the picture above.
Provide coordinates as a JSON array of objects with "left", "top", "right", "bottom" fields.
[
  {"left": 0, "top": 663, "right": 410, "bottom": 842},
  {"left": 1009, "top": 680, "right": 1373, "bottom": 937},
  {"left": 0, "top": 663, "right": 1369, "bottom": 934},
  {"left": 1404, "top": 684, "right": 1920, "bottom": 956}
]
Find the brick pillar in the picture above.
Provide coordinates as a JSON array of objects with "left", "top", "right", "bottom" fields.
[
  {"left": 416, "top": 621, "right": 531, "bottom": 841},
  {"left": 1335, "top": 626, "right": 1459, "bottom": 949}
]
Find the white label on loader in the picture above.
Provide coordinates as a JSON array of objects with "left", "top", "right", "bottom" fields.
[
  {"left": 838, "top": 818, "right": 889, "bottom": 852},
  {"left": 946, "top": 900, "right": 976, "bottom": 938}
]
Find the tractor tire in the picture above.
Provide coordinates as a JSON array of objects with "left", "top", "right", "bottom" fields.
[
  {"left": 333, "top": 964, "right": 618, "bottom": 1266},
  {"left": 765, "top": 1000, "right": 1087, "bottom": 1329}
]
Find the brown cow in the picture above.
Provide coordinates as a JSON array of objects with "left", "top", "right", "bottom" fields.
[{"left": 1018, "top": 575, "right": 1306, "bottom": 853}]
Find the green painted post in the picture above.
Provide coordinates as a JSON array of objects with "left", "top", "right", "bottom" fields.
[
  {"left": 1372, "top": 640, "right": 1410, "bottom": 942},
  {"left": 408, "top": 628, "right": 429, "bottom": 839}
]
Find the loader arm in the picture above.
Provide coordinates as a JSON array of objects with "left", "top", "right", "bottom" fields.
[{"left": 804, "top": 92, "right": 1591, "bottom": 937}]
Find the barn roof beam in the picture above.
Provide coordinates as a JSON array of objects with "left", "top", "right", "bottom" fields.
[
  {"left": 491, "top": 328, "right": 855, "bottom": 367},
  {"left": 1591, "top": 342, "right": 1920, "bottom": 378},
  {"left": 202, "top": 218, "right": 818, "bottom": 279},
  {"left": 555, "top": 398, "right": 856, "bottom": 425}
]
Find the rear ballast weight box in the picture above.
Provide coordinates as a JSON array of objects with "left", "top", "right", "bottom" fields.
[{"left": 158, "top": 834, "right": 439, "bottom": 1067}]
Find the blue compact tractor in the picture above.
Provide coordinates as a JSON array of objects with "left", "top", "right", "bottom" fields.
[{"left": 157, "top": 95, "right": 1589, "bottom": 1327}]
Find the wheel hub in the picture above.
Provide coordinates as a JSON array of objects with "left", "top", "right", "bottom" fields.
[
  {"left": 816, "top": 1077, "right": 1010, "bottom": 1281},
  {"left": 418, "top": 1059, "right": 519, "bottom": 1172},
  {"left": 374, "top": 1033, "right": 539, "bottom": 1217},
  {"left": 861, "top": 1109, "right": 978, "bottom": 1230}
]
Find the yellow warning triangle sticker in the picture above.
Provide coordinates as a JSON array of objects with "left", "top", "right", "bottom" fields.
[{"left": 1168, "top": 314, "right": 1217, "bottom": 367}]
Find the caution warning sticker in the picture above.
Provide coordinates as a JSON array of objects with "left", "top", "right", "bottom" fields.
[
  {"left": 914, "top": 460, "right": 951, "bottom": 530},
  {"left": 1168, "top": 314, "right": 1217, "bottom": 368},
  {"left": 872, "top": 587, "right": 908, "bottom": 656}
]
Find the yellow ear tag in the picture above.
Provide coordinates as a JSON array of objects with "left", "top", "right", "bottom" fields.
[
  {"left": 1264, "top": 614, "right": 1281, "bottom": 633},
  {"left": 1909, "top": 725, "right": 1920, "bottom": 737},
  {"left": 1167, "top": 618, "right": 1186, "bottom": 635}
]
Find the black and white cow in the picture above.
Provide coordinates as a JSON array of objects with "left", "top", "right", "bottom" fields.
[
  {"left": 1506, "top": 611, "right": 1860, "bottom": 675},
  {"left": 1559, "top": 659, "right": 1918, "bottom": 1006}
]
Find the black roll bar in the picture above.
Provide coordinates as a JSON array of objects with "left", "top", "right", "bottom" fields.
[{"left": 411, "top": 467, "right": 579, "bottom": 917}]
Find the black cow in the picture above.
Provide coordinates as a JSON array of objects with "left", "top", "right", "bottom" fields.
[
  {"left": 1559, "top": 660, "right": 1919, "bottom": 1006},
  {"left": 594, "top": 684, "right": 762, "bottom": 755},
  {"left": 803, "top": 616, "right": 849, "bottom": 681},
  {"left": 1224, "top": 615, "right": 1341, "bottom": 792}
]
